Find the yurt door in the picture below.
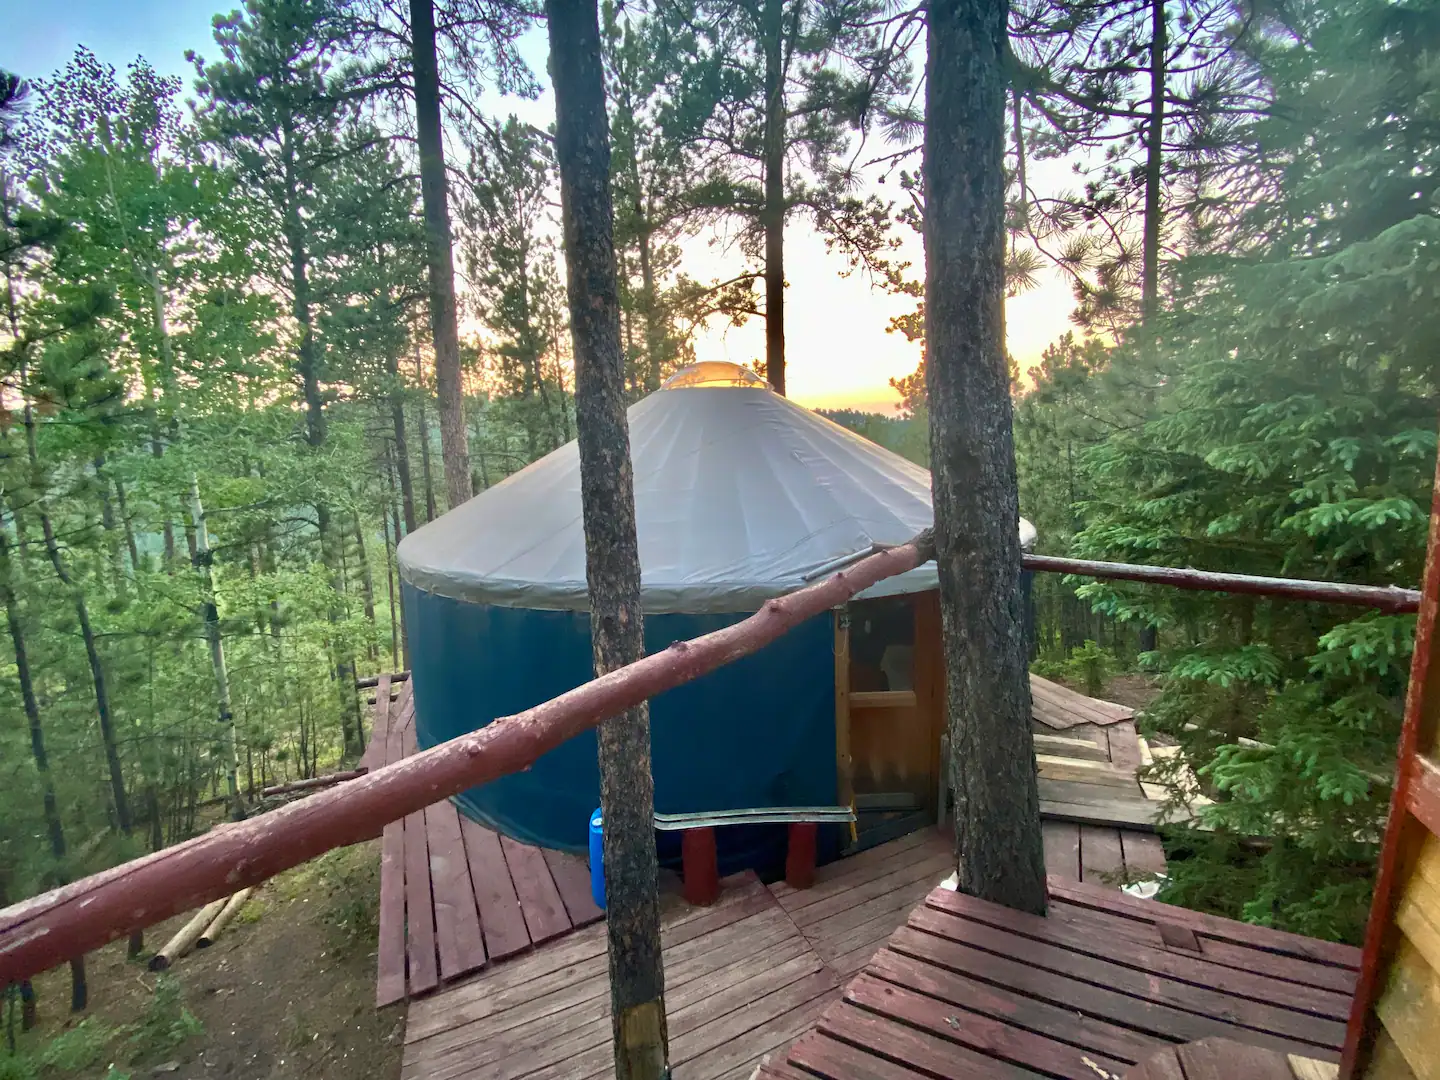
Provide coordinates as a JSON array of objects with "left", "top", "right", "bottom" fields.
[{"left": 836, "top": 592, "right": 945, "bottom": 848}]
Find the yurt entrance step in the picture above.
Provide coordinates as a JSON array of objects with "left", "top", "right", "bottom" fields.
[{"left": 846, "top": 792, "right": 931, "bottom": 855}]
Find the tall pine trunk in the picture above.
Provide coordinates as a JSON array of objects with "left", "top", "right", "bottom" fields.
[
  {"left": 761, "top": 0, "right": 787, "bottom": 396},
  {"left": 0, "top": 519, "right": 88, "bottom": 1011},
  {"left": 925, "top": 0, "right": 1046, "bottom": 914},
  {"left": 410, "top": 0, "right": 473, "bottom": 511},
  {"left": 1141, "top": 0, "right": 1166, "bottom": 325},
  {"left": 391, "top": 389, "right": 418, "bottom": 536},
  {"left": 188, "top": 476, "right": 243, "bottom": 821},
  {"left": 548, "top": 0, "right": 667, "bottom": 1075}
]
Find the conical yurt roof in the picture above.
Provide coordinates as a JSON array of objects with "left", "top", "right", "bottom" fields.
[{"left": 397, "top": 362, "right": 1037, "bottom": 614}]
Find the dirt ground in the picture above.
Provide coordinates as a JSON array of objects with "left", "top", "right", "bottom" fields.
[
  {"left": 8, "top": 842, "right": 403, "bottom": 1080},
  {"left": 1096, "top": 672, "right": 1162, "bottom": 712}
]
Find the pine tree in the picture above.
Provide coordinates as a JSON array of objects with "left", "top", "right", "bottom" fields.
[
  {"left": 1071, "top": 0, "right": 1440, "bottom": 942},
  {"left": 461, "top": 117, "right": 571, "bottom": 455},
  {"left": 548, "top": 0, "right": 667, "bottom": 1074},
  {"left": 654, "top": 0, "right": 912, "bottom": 395},
  {"left": 926, "top": 0, "right": 1047, "bottom": 914}
]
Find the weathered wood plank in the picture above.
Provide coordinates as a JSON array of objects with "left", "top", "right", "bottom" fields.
[
  {"left": 541, "top": 847, "right": 604, "bottom": 927},
  {"left": 789, "top": 851, "right": 952, "bottom": 929},
  {"left": 357, "top": 673, "right": 392, "bottom": 772},
  {"left": 770, "top": 829, "right": 939, "bottom": 910},
  {"left": 457, "top": 818, "right": 532, "bottom": 963},
  {"left": 677, "top": 986, "right": 838, "bottom": 1080},
  {"left": 1031, "top": 673, "right": 1133, "bottom": 717},
  {"left": 1040, "top": 891, "right": 1356, "bottom": 994},
  {"left": 671, "top": 968, "right": 839, "bottom": 1071},
  {"left": 803, "top": 874, "right": 940, "bottom": 952},
  {"left": 1176, "top": 1037, "right": 1296, "bottom": 1080},
  {"left": 1045, "top": 876, "right": 1361, "bottom": 969},
  {"left": 1033, "top": 732, "right": 1112, "bottom": 762},
  {"left": 1121, "top": 831, "right": 1168, "bottom": 878},
  {"left": 816, "top": 1001, "right": 1044, "bottom": 1079},
  {"left": 887, "top": 922, "right": 1332, "bottom": 1058},
  {"left": 866, "top": 946, "right": 1164, "bottom": 1066},
  {"left": 1106, "top": 720, "right": 1144, "bottom": 774},
  {"left": 425, "top": 800, "right": 487, "bottom": 980},
  {"left": 928, "top": 889, "right": 1353, "bottom": 1021},
  {"left": 375, "top": 680, "right": 409, "bottom": 1008},
  {"left": 786, "top": 1029, "right": 948, "bottom": 1080},
  {"left": 406, "top": 920, "right": 609, "bottom": 1038},
  {"left": 1038, "top": 756, "right": 1142, "bottom": 790},
  {"left": 1125, "top": 1046, "right": 1186, "bottom": 1080},
  {"left": 846, "top": 972, "right": 1131, "bottom": 1079},
  {"left": 1042, "top": 821, "right": 1082, "bottom": 881},
  {"left": 497, "top": 834, "right": 571, "bottom": 944},
  {"left": 1080, "top": 825, "right": 1126, "bottom": 885},
  {"left": 403, "top": 809, "right": 439, "bottom": 996},
  {"left": 909, "top": 905, "right": 1346, "bottom": 1047}
]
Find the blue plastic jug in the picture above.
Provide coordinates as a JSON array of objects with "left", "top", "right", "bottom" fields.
[{"left": 588, "top": 807, "right": 606, "bottom": 910}]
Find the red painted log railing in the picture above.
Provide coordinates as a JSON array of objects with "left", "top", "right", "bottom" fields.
[
  {"left": 1021, "top": 554, "right": 1422, "bottom": 614},
  {"left": 0, "top": 532, "right": 936, "bottom": 985}
]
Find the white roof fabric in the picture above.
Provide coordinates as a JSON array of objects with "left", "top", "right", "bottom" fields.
[{"left": 398, "top": 380, "right": 1037, "bottom": 614}]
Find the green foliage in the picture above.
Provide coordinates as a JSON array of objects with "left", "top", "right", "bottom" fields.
[
  {"left": 1032, "top": 640, "right": 1116, "bottom": 697},
  {"left": 125, "top": 977, "right": 201, "bottom": 1061},
  {"left": 38, "top": 1019, "right": 115, "bottom": 1072},
  {"left": 1005, "top": 0, "right": 1440, "bottom": 943}
]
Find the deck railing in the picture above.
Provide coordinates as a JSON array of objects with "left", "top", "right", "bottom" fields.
[{"left": 0, "top": 536, "right": 1421, "bottom": 987}]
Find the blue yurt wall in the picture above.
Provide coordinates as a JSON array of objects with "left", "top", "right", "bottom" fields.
[{"left": 404, "top": 582, "right": 837, "bottom": 856}]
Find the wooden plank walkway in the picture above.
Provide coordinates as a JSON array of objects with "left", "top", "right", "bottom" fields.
[
  {"left": 755, "top": 876, "right": 1362, "bottom": 1080},
  {"left": 1028, "top": 684, "right": 1191, "bottom": 832},
  {"left": 371, "top": 680, "right": 603, "bottom": 1007},
  {"left": 401, "top": 874, "right": 841, "bottom": 1080},
  {"left": 398, "top": 826, "right": 1174, "bottom": 1080}
]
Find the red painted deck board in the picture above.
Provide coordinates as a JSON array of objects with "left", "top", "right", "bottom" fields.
[
  {"left": 404, "top": 809, "right": 440, "bottom": 995},
  {"left": 540, "top": 848, "right": 603, "bottom": 927},
  {"left": 376, "top": 681, "right": 409, "bottom": 1008},
  {"left": 371, "top": 679, "right": 599, "bottom": 1003},
  {"left": 1080, "top": 823, "right": 1126, "bottom": 884},
  {"left": 459, "top": 817, "right": 532, "bottom": 962},
  {"left": 426, "top": 800, "right": 487, "bottom": 979},
  {"left": 358, "top": 673, "right": 391, "bottom": 772},
  {"left": 759, "top": 878, "right": 1355, "bottom": 1080},
  {"left": 499, "top": 835, "right": 572, "bottom": 944}
]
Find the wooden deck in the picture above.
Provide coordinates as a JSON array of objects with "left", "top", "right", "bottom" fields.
[
  {"left": 401, "top": 873, "right": 842, "bottom": 1080},
  {"left": 367, "top": 678, "right": 603, "bottom": 1007},
  {"left": 1029, "top": 676, "right": 1185, "bottom": 833},
  {"left": 369, "top": 669, "right": 1170, "bottom": 1012},
  {"left": 756, "top": 877, "right": 1361, "bottom": 1080}
]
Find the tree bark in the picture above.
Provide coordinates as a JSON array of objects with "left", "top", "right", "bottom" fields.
[
  {"left": 1141, "top": 0, "right": 1166, "bottom": 325},
  {"left": 0, "top": 518, "right": 88, "bottom": 1010},
  {"left": 353, "top": 511, "right": 378, "bottom": 661},
  {"left": 414, "top": 341, "right": 439, "bottom": 521},
  {"left": 410, "top": 0, "right": 473, "bottom": 511},
  {"left": 188, "top": 476, "right": 243, "bottom": 822},
  {"left": 924, "top": 0, "right": 1046, "bottom": 914},
  {"left": 547, "top": 0, "right": 667, "bottom": 1075},
  {"left": 390, "top": 393, "right": 417, "bottom": 536},
  {"left": 761, "top": 0, "right": 787, "bottom": 396}
]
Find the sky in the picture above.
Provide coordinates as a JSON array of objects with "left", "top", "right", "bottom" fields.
[{"left": 1, "top": 0, "right": 1078, "bottom": 415}]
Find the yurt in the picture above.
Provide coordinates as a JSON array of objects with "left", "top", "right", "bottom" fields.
[{"left": 397, "top": 362, "right": 1036, "bottom": 865}]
